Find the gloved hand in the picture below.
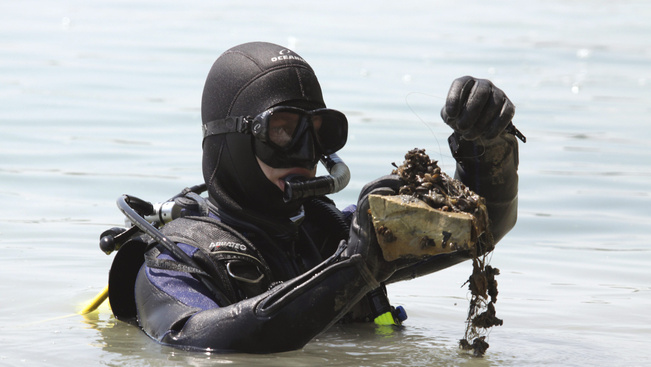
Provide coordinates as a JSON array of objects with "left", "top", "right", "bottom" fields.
[
  {"left": 346, "top": 175, "right": 404, "bottom": 283},
  {"left": 440, "top": 76, "right": 515, "bottom": 141}
]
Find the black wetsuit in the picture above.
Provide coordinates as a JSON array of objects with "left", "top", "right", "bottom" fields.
[
  {"left": 107, "top": 132, "right": 519, "bottom": 353},
  {"left": 109, "top": 196, "right": 381, "bottom": 353}
]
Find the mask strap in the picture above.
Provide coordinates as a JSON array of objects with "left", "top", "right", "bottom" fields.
[{"left": 203, "top": 116, "right": 251, "bottom": 139}]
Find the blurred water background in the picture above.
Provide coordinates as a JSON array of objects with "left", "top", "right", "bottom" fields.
[{"left": 1, "top": 0, "right": 650, "bottom": 366}]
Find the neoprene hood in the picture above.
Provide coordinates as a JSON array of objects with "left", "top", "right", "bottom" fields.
[{"left": 201, "top": 41, "right": 327, "bottom": 233}]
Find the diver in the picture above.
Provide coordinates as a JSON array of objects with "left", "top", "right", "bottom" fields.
[{"left": 101, "top": 41, "right": 522, "bottom": 353}]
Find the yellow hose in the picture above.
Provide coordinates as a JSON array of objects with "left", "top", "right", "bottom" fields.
[{"left": 79, "top": 285, "right": 109, "bottom": 315}]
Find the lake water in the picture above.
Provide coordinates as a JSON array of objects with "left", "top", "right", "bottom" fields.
[{"left": 1, "top": 0, "right": 650, "bottom": 366}]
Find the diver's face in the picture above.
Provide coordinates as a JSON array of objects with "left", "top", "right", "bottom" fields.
[{"left": 256, "top": 157, "right": 317, "bottom": 192}]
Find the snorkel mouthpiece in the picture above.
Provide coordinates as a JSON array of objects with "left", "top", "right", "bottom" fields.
[{"left": 283, "top": 153, "right": 350, "bottom": 202}]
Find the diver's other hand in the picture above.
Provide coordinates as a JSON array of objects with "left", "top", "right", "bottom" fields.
[
  {"left": 441, "top": 76, "right": 515, "bottom": 141},
  {"left": 346, "top": 175, "right": 403, "bottom": 283}
]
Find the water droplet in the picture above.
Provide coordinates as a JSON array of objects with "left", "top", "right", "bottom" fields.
[
  {"left": 61, "top": 17, "right": 71, "bottom": 29},
  {"left": 576, "top": 48, "right": 591, "bottom": 59}
]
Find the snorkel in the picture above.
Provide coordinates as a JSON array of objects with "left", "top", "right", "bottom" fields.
[{"left": 283, "top": 153, "right": 350, "bottom": 202}]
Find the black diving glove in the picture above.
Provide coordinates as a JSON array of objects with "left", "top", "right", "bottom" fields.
[
  {"left": 441, "top": 76, "right": 516, "bottom": 141},
  {"left": 346, "top": 175, "right": 405, "bottom": 283},
  {"left": 442, "top": 76, "right": 522, "bottom": 244}
]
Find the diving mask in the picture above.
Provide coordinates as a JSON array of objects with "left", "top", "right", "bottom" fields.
[{"left": 203, "top": 106, "right": 348, "bottom": 169}]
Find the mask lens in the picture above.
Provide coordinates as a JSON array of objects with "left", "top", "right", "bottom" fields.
[
  {"left": 268, "top": 111, "right": 301, "bottom": 148},
  {"left": 254, "top": 106, "right": 347, "bottom": 159},
  {"left": 311, "top": 109, "right": 347, "bottom": 154}
]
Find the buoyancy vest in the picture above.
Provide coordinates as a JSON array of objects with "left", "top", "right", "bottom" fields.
[
  {"left": 108, "top": 196, "right": 350, "bottom": 322},
  {"left": 146, "top": 216, "right": 275, "bottom": 302}
]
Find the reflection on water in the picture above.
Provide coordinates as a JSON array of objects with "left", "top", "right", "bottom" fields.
[{"left": 2, "top": 0, "right": 651, "bottom": 366}]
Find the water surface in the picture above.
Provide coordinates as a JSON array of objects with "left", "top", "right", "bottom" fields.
[{"left": 1, "top": 0, "right": 650, "bottom": 366}]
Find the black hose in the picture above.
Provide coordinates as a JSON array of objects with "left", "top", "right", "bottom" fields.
[
  {"left": 171, "top": 183, "right": 207, "bottom": 200},
  {"left": 283, "top": 154, "right": 351, "bottom": 202},
  {"left": 117, "top": 194, "right": 233, "bottom": 306}
]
